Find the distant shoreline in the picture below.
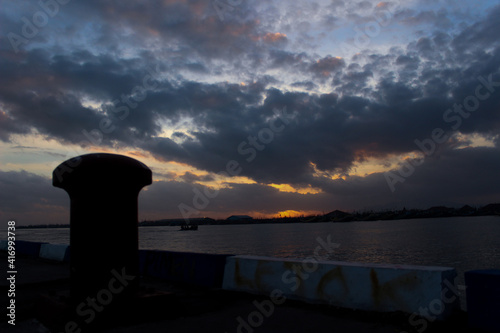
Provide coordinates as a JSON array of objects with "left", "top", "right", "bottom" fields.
[{"left": 17, "top": 203, "right": 500, "bottom": 229}]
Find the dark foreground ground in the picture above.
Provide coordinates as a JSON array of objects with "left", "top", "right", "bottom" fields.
[{"left": 0, "top": 252, "right": 488, "bottom": 333}]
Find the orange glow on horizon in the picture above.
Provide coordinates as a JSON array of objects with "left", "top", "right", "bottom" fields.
[{"left": 275, "top": 210, "right": 322, "bottom": 218}]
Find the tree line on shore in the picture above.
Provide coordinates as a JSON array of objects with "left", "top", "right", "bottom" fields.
[
  {"left": 139, "top": 203, "right": 500, "bottom": 226},
  {"left": 16, "top": 203, "right": 500, "bottom": 229}
]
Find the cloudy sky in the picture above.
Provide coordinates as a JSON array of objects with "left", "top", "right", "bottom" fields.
[{"left": 1, "top": 0, "right": 500, "bottom": 225}]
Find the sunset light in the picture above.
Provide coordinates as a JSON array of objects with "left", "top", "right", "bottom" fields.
[{"left": 1, "top": 0, "right": 500, "bottom": 225}]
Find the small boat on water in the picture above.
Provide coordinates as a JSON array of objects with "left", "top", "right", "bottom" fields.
[{"left": 179, "top": 224, "right": 198, "bottom": 231}]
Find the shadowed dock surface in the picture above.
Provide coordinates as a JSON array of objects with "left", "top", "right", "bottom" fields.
[{"left": 0, "top": 252, "right": 482, "bottom": 333}]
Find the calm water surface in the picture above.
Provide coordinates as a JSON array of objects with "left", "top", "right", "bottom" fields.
[
  {"left": 8, "top": 216, "right": 498, "bottom": 310},
  {"left": 8, "top": 216, "right": 499, "bottom": 279}
]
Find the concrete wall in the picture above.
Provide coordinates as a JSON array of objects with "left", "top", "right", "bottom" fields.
[
  {"left": 1, "top": 240, "right": 463, "bottom": 319},
  {"left": 223, "top": 255, "right": 459, "bottom": 320},
  {"left": 39, "top": 243, "right": 71, "bottom": 262},
  {"left": 139, "top": 250, "right": 232, "bottom": 288},
  {"left": 15, "top": 240, "right": 47, "bottom": 257}
]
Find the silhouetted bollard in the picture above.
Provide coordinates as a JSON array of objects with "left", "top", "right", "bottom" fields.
[{"left": 52, "top": 153, "right": 152, "bottom": 323}]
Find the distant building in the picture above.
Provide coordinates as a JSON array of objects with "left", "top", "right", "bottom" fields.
[{"left": 226, "top": 215, "right": 253, "bottom": 221}]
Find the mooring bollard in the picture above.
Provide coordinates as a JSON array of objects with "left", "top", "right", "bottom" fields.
[{"left": 52, "top": 153, "right": 152, "bottom": 313}]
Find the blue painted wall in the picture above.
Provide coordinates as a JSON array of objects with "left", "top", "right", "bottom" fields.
[
  {"left": 139, "top": 250, "right": 232, "bottom": 288},
  {"left": 16, "top": 240, "right": 47, "bottom": 257}
]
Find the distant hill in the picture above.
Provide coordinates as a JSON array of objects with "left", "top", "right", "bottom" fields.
[
  {"left": 317, "top": 203, "right": 499, "bottom": 222},
  {"left": 17, "top": 203, "right": 500, "bottom": 229},
  {"left": 138, "top": 202, "right": 500, "bottom": 226}
]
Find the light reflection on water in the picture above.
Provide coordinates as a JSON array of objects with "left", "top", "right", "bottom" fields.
[{"left": 5, "top": 216, "right": 499, "bottom": 282}]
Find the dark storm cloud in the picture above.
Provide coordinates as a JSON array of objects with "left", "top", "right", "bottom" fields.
[
  {"left": 2, "top": 1, "right": 500, "bottom": 218},
  {"left": 139, "top": 178, "right": 336, "bottom": 219},
  {"left": 395, "top": 55, "right": 420, "bottom": 69},
  {"left": 397, "top": 8, "right": 453, "bottom": 29},
  {"left": 335, "top": 68, "right": 373, "bottom": 96},
  {"left": 291, "top": 81, "right": 318, "bottom": 91},
  {"left": 309, "top": 55, "right": 346, "bottom": 78},
  {"left": 385, "top": 146, "right": 500, "bottom": 207},
  {"left": 145, "top": 144, "right": 500, "bottom": 218},
  {"left": 309, "top": 145, "right": 500, "bottom": 210},
  {"left": 2, "top": 29, "right": 500, "bottom": 189},
  {"left": 5, "top": 143, "right": 500, "bottom": 224},
  {"left": 183, "top": 62, "right": 209, "bottom": 73},
  {"left": 267, "top": 50, "right": 307, "bottom": 69},
  {"left": 179, "top": 171, "right": 214, "bottom": 183},
  {"left": 0, "top": 45, "right": 173, "bottom": 144},
  {"left": 75, "top": 0, "right": 287, "bottom": 68},
  {"left": 451, "top": 5, "right": 500, "bottom": 52}
]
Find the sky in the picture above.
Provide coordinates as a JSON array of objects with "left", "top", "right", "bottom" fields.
[{"left": 1, "top": 0, "right": 500, "bottom": 225}]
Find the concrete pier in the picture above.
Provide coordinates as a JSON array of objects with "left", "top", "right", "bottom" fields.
[
  {"left": 222, "top": 255, "right": 460, "bottom": 320},
  {"left": 1, "top": 246, "right": 478, "bottom": 333},
  {"left": 39, "top": 243, "right": 70, "bottom": 262},
  {"left": 2, "top": 242, "right": 487, "bottom": 332}
]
